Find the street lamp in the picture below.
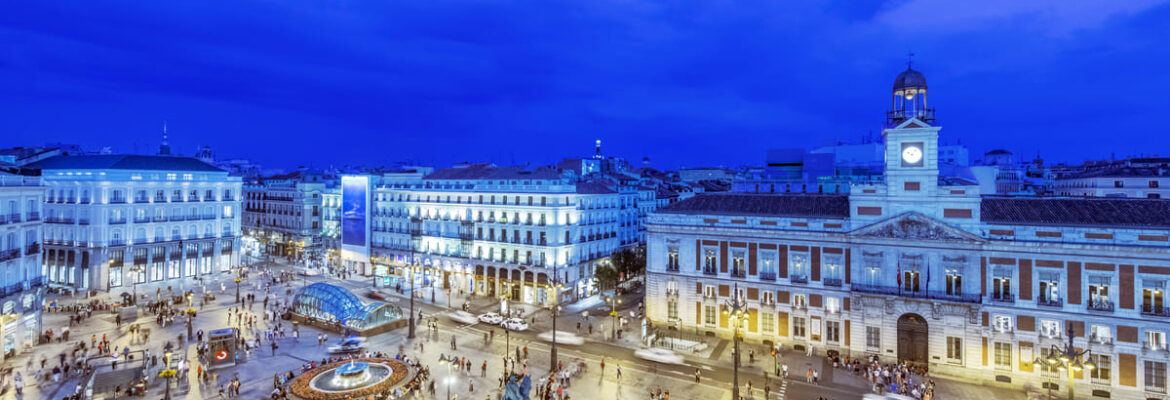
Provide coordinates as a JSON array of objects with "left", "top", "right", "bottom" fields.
[
  {"left": 604, "top": 292, "right": 622, "bottom": 341},
  {"left": 438, "top": 353, "right": 456, "bottom": 400},
  {"left": 186, "top": 309, "right": 194, "bottom": 339},
  {"left": 234, "top": 267, "right": 243, "bottom": 304},
  {"left": 408, "top": 261, "right": 417, "bottom": 339},
  {"left": 722, "top": 283, "right": 748, "bottom": 400},
  {"left": 500, "top": 290, "right": 513, "bottom": 360},
  {"left": 1040, "top": 322, "right": 1096, "bottom": 400},
  {"left": 161, "top": 349, "right": 175, "bottom": 400},
  {"left": 550, "top": 276, "right": 564, "bottom": 369}
]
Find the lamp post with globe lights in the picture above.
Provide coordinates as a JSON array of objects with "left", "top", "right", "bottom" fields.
[
  {"left": 1036, "top": 322, "right": 1095, "bottom": 400},
  {"left": 605, "top": 293, "right": 621, "bottom": 341},
  {"left": 722, "top": 283, "right": 748, "bottom": 400}
]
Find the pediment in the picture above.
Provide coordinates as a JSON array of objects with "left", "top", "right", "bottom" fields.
[
  {"left": 850, "top": 211, "right": 984, "bottom": 243},
  {"left": 892, "top": 117, "right": 931, "bottom": 130}
]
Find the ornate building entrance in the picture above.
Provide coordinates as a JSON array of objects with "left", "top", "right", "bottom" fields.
[{"left": 897, "top": 313, "right": 929, "bottom": 365}]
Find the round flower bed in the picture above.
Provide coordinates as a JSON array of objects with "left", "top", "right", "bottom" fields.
[{"left": 289, "top": 358, "right": 411, "bottom": 400}]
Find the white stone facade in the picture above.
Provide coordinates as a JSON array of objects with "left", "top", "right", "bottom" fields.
[
  {"left": 33, "top": 156, "right": 243, "bottom": 292},
  {"left": 243, "top": 176, "right": 339, "bottom": 263},
  {"left": 0, "top": 172, "right": 44, "bottom": 360},
  {"left": 363, "top": 166, "right": 630, "bottom": 306},
  {"left": 646, "top": 116, "right": 1170, "bottom": 399}
]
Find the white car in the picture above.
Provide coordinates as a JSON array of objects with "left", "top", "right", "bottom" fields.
[
  {"left": 634, "top": 348, "right": 684, "bottom": 365},
  {"left": 478, "top": 312, "right": 504, "bottom": 325},
  {"left": 501, "top": 318, "right": 530, "bottom": 331},
  {"left": 448, "top": 311, "right": 478, "bottom": 324},
  {"left": 327, "top": 337, "right": 367, "bottom": 354},
  {"left": 537, "top": 330, "right": 584, "bottom": 345},
  {"left": 297, "top": 268, "right": 321, "bottom": 276}
]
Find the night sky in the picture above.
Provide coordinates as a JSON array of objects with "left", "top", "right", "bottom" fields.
[{"left": 2, "top": 1, "right": 1168, "bottom": 171}]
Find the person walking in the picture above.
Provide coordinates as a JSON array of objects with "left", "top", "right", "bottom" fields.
[{"left": 616, "top": 364, "right": 622, "bottom": 382}]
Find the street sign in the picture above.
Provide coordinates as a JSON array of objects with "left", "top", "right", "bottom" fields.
[
  {"left": 215, "top": 350, "right": 230, "bottom": 361},
  {"left": 383, "top": 277, "right": 393, "bottom": 286}
]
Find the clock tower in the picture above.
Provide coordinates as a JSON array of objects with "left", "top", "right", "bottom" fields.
[
  {"left": 849, "top": 62, "right": 981, "bottom": 231},
  {"left": 884, "top": 64, "right": 939, "bottom": 198}
]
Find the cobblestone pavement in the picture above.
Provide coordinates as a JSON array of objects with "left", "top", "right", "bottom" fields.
[{"left": 4, "top": 258, "right": 1029, "bottom": 400}]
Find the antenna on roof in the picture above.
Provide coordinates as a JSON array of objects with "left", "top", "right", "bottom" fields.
[
  {"left": 907, "top": 52, "right": 915, "bottom": 68},
  {"left": 159, "top": 120, "right": 172, "bottom": 156}
]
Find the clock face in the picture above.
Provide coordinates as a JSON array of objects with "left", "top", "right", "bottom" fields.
[
  {"left": 900, "top": 142, "right": 924, "bottom": 167},
  {"left": 902, "top": 146, "right": 922, "bottom": 164}
]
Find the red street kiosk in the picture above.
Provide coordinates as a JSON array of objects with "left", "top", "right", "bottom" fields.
[{"left": 208, "top": 328, "right": 238, "bottom": 370}]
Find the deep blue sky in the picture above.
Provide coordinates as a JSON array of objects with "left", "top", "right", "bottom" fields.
[{"left": 2, "top": 1, "right": 1168, "bottom": 170}]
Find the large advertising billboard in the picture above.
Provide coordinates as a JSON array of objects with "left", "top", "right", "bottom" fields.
[{"left": 341, "top": 176, "right": 368, "bottom": 247}]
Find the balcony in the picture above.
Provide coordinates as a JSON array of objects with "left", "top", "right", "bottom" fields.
[
  {"left": 1090, "top": 335, "right": 1112, "bottom": 345},
  {"left": 79, "top": 198, "right": 91, "bottom": 204},
  {"left": 759, "top": 271, "right": 776, "bottom": 281},
  {"left": 110, "top": 198, "right": 126, "bottom": 204},
  {"left": 665, "top": 264, "right": 679, "bottom": 272},
  {"left": 730, "top": 270, "right": 746, "bottom": 279},
  {"left": 134, "top": 197, "right": 150, "bottom": 204},
  {"left": 701, "top": 267, "right": 717, "bottom": 276},
  {"left": 990, "top": 293, "right": 1015, "bottom": 303},
  {"left": 823, "top": 277, "right": 843, "bottom": 287},
  {"left": 851, "top": 283, "right": 983, "bottom": 303},
  {"left": 1143, "top": 342, "right": 1169, "bottom": 354},
  {"left": 133, "top": 217, "right": 151, "bottom": 224},
  {"left": 79, "top": 218, "right": 90, "bottom": 225},
  {"left": 109, "top": 218, "right": 127, "bottom": 225},
  {"left": 109, "top": 239, "right": 126, "bottom": 247},
  {"left": 7, "top": 214, "right": 18, "bottom": 223},
  {"left": 0, "top": 248, "right": 20, "bottom": 262},
  {"left": 27, "top": 212, "right": 38, "bottom": 221},
  {"left": 1141, "top": 305, "right": 1170, "bottom": 317},
  {"left": 1087, "top": 300, "right": 1114, "bottom": 312},
  {"left": 789, "top": 275, "right": 809, "bottom": 284},
  {"left": 25, "top": 242, "right": 39, "bottom": 255},
  {"left": 1037, "top": 297, "right": 1063, "bottom": 308}
]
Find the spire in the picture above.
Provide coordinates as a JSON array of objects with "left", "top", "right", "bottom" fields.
[
  {"left": 594, "top": 139, "right": 602, "bottom": 159},
  {"left": 159, "top": 120, "right": 172, "bottom": 156},
  {"left": 907, "top": 52, "right": 915, "bottom": 69}
]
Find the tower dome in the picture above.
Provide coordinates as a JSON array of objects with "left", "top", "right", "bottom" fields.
[
  {"left": 887, "top": 62, "right": 934, "bottom": 126},
  {"left": 892, "top": 67, "right": 927, "bottom": 91}
]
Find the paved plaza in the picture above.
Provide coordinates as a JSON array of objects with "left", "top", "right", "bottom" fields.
[{"left": 4, "top": 258, "right": 1036, "bottom": 400}]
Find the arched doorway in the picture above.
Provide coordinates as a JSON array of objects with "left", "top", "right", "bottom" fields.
[{"left": 897, "top": 313, "right": 929, "bottom": 365}]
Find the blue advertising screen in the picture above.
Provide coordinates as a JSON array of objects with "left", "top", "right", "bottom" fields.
[{"left": 341, "top": 176, "right": 367, "bottom": 246}]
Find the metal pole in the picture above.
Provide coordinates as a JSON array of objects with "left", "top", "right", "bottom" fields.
[
  {"left": 610, "top": 293, "right": 617, "bottom": 341},
  {"left": 551, "top": 263, "right": 558, "bottom": 369},
  {"left": 732, "top": 283, "right": 740, "bottom": 400},
  {"left": 1066, "top": 323, "right": 1076, "bottom": 400},
  {"left": 408, "top": 262, "right": 416, "bottom": 339}
]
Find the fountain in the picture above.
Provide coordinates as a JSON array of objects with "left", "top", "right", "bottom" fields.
[{"left": 290, "top": 358, "right": 413, "bottom": 399}]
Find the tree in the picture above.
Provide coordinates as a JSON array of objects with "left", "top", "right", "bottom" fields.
[
  {"left": 610, "top": 245, "right": 647, "bottom": 281},
  {"left": 594, "top": 264, "right": 620, "bottom": 292}
]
